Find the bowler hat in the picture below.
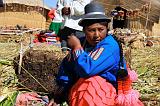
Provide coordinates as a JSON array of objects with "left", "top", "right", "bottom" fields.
[{"left": 78, "top": 2, "right": 111, "bottom": 26}]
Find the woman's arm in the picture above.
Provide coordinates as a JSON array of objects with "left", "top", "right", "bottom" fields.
[
  {"left": 74, "top": 45, "right": 120, "bottom": 77},
  {"left": 67, "top": 35, "right": 120, "bottom": 77}
]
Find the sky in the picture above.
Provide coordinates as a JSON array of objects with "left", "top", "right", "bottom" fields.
[{"left": 44, "top": 0, "right": 58, "bottom": 8}]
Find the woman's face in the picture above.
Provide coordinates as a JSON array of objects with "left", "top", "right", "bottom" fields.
[{"left": 84, "top": 23, "right": 108, "bottom": 46}]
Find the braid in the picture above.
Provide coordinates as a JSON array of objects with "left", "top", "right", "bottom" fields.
[
  {"left": 111, "top": 35, "right": 124, "bottom": 67},
  {"left": 111, "top": 34, "right": 128, "bottom": 78}
]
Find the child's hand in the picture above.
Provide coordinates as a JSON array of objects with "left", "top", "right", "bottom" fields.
[{"left": 67, "top": 34, "right": 82, "bottom": 50}]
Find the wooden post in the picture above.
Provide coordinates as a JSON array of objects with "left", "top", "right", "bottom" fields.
[
  {"left": 18, "top": 40, "right": 23, "bottom": 74},
  {"left": 144, "top": 1, "right": 151, "bottom": 36},
  {"left": 4, "top": 0, "right": 6, "bottom": 26},
  {"left": 29, "top": 31, "right": 34, "bottom": 48},
  {"left": 109, "top": 17, "right": 114, "bottom": 30}
]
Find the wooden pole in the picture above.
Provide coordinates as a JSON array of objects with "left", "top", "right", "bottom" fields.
[
  {"left": 109, "top": 17, "right": 114, "bottom": 30},
  {"left": 41, "top": 0, "right": 45, "bottom": 29},
  {"left": 18, "top": 39, "right": 23, "bottom": 74},
  {"left": 144, "top": 1, "right": 151, "bottom": 36},
  {"left": 29, "top": 31, "right": 34, "bottom": 48},
  {"left": 4, "top": 0, "right": 6, "bottom": 26}
]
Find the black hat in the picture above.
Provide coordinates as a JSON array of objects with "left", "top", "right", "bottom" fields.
[{"left": 78, "top": 2, "right": 111, "bottom": 26}]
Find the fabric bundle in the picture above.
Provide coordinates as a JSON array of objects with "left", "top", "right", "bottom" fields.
[{"left": 15, "top": 92, "right": 49, "bottom": 106}]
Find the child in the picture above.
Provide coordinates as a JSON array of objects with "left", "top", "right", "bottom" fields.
[{"left": 48, "top": 8, "right": 63, "bottom": 35}]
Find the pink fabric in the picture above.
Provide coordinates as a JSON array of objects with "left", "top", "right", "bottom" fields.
[
  {"left": 116, "top": 89, "right": 143, "bottom": 106},
  {"left": 128, "top": 68, "right": 138, "bottom": 82},
  {"left": 69, "top": 76, "right": 117, "bottom": 106},
  {"left": 15, "top": 92, "right": 49, "bottom": 106},
  {"left": 115, "top": 67, "right": 144, "bottom": 106},
  {"left": 48, "top": 9, "right": 55, "bottom": 19},
  {"left": 116, "top": 90, "right": 125, "bottom": 106}
]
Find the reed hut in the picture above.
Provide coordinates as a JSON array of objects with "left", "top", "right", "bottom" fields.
[
  {"left": 96, "top": 0, "right": 160, "bottom": 37},
  {"left": 0, "top": 0, "right": 51, "bottom": 29}
]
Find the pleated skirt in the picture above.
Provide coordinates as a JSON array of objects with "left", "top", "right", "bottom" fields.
[{"left": 69, "top": 76, "right": 117, "bottom": 106}]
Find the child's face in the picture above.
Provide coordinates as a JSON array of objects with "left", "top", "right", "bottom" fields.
[{"left": 84, "top": 23, "right": 107, "bottom": 46}]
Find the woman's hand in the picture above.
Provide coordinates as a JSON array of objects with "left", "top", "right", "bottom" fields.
[{"left": 67, "top": 34, "right": 82, "bottom": 50}]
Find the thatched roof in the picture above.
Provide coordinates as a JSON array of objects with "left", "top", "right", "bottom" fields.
[
  {"left": 96, "top": 0, "right": 160, "bottom": 23},
  {"left": 2, "top": 0, "right": 50, "bottom": 10}
]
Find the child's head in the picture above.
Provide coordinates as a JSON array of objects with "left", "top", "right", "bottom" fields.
[{"left": 78, "top": 2, "right": 110, "bottom": 46}]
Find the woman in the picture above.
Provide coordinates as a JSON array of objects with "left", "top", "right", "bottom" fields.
[{"left": 49, "top": 2, "right": 143, "bottom": 106}]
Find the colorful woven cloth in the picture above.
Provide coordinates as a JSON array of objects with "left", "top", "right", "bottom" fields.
[
  {"left": 69, "top": 76, "right": 117, "bottom": 106},
  {"left": 15, "top": 92, "right": 49, "bottom": 106}
]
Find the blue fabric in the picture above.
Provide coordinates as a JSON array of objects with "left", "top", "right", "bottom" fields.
[
  {"left": 56, "top": 55, "right": 77, "bottom": 87},
  {"left": 56, "top": 34, "right": 127, "bottom": 87}
]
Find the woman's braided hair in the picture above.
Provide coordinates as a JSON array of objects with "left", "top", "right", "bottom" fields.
[{"left": 111, "top": 34, "right": 128, "bottom": 78}]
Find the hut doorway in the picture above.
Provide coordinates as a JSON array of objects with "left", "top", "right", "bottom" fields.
[
  {"left": 112, "top": 6, "right": 127, "bottom": 29},
  {"left": 0, "top": 0, "right": 3, "bottom": 7}
]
